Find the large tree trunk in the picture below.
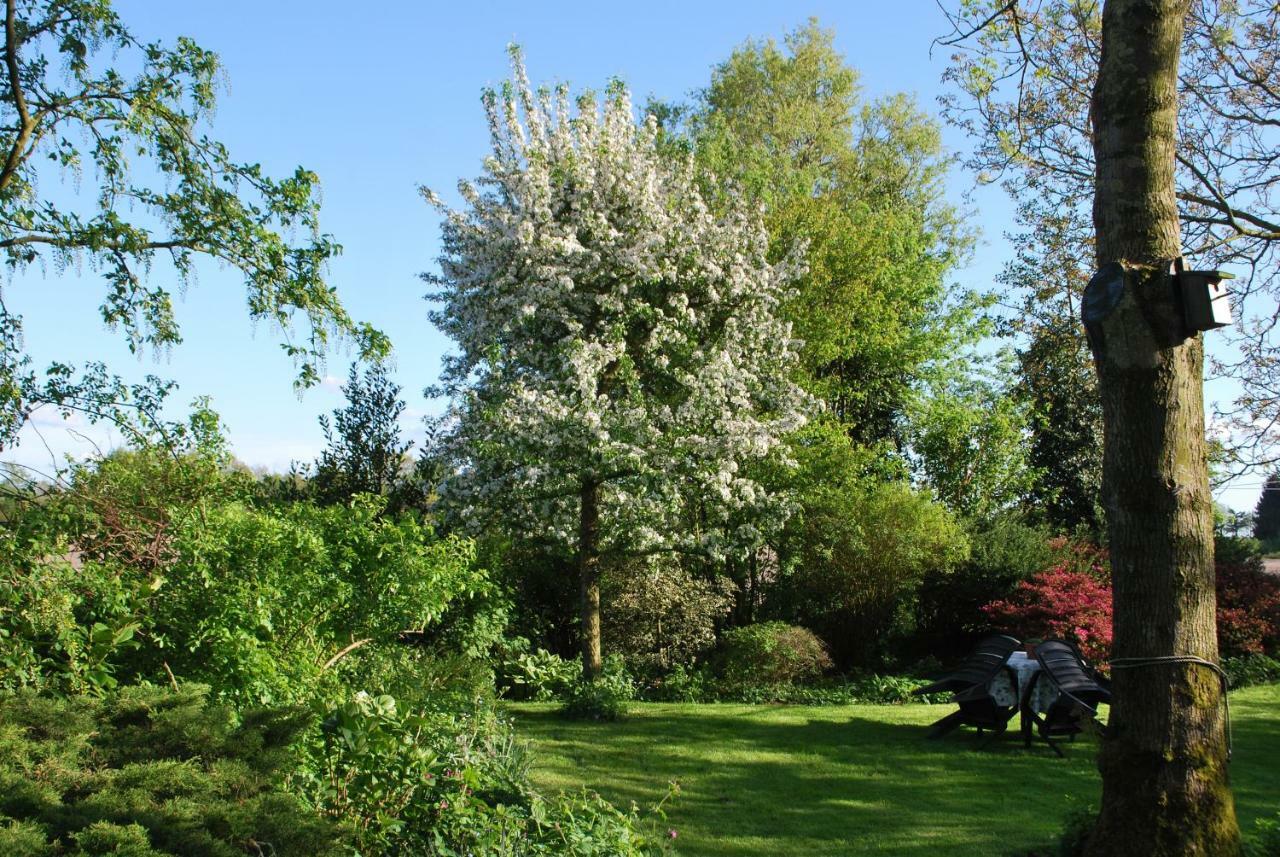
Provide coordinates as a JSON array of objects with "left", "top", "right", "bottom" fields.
[
  {"left": 578, "top": 477, "right": 603, "bottom": 680},
  {"left": 1084, "top": 1, "right": 1239, "bottom": 854}
]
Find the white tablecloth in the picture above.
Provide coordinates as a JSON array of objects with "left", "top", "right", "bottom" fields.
[{"left": 989, "top": 651, "right": 1059, "bottom": 712}]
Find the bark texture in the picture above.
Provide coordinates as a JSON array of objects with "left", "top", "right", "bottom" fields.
[
  {"left": 578, "top": 478, "right": 603, "bottom": 680},
  {"left": 1085, "top": 1, "right": 1240, "bottom": 854}
]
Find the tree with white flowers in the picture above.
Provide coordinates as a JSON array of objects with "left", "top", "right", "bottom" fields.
[{"left": 425, "top": 52, "right": 811, "bottom": 679}]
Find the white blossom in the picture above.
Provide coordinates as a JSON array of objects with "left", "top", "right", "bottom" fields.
[{"left": 425, "top": 51, "right": 811, "bottom": 560}]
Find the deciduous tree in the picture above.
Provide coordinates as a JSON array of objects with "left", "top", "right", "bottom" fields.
[
  {"left": 943, "top": 1, "right": 1240, "bottom": 851},
  {"left": 942, "top": 0, "right": 1280, "bottom": 472},
  {"left": 0, "top": 0, "right": 386, "bottom": 446},
  {"left": 1085, "top": 0, "right": 1234, "bottom": 851},
  {"left": 426, "top": 53, "right": 810, "bottom": 678},
  {"left": 685, "top": 21, "right": 976, "bottom": 451}
]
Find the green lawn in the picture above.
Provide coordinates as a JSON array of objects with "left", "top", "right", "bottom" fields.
[{"left": 508, "top": 685, "right": 1280, "bottom": 856}]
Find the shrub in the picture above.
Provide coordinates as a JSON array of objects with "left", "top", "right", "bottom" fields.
[
  {"left": 916, "top": 514, "right": 1059, "bottom": 658},
  {"left": 147, "top": 496, "right": 490, "bottom": 706},
  {"left": 646, "top": 663, "right": 713, "bottom": 703},
  {"left": 603, "top": 557, "right": 735, "bottom": 673},
  {"left": 718, "top": 622, "right": 833, "bottom": 687},
  {"left": 0, "top": 440, "right": 498, "bottom": 709},
  {"left": 775, "top": 481, "right": 968, "bottom": 668},
  {"left": 296, "top": 691, "right": 523, "bottom": 854},
  {"left": 297, "top": 690, "right": 672, "bottom": 854},
  {"left": 560, "top": 657, "right": 635, "bottom": 721},
  {"left": 981, "top": 560, "right": 1113, "bottom": 663},
  {"left": 0, "top": 685, "right": 346, "bottom": 856},
  {"left": 1216, "top": 534, "right": 1263, "bottom": 566},
  {"left": 0, "top": 548, "right": 143, "bottom": 697},
  {"left": 499, "top": 646, "right": 580, "bottom": 702},
  {"left": 1222, "top": 654, "right": 1280, "bottom": 689},
  {"left": 1215, "top": 559, "right": 1280, "bottom": 657}
]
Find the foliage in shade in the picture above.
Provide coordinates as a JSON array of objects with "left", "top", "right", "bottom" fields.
[
  {"left": 774, "top": 479, "right": 968, "bottom": 668},
  {"left": 1253, "top": 471, "right": 1280, "bottom": 542},
  {"left": 559, "top": 656, "right": 636, "bottom": 721},
  {"left": 915, "top": 513, "right": 1060, "bottom": 658},
  {"left": 602, "top": 557, "right": 736, "bottom": 673}
]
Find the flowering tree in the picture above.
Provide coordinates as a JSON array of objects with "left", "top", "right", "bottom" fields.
[{"left": 425, "top": 52, "right": 810, "bottom": 678}]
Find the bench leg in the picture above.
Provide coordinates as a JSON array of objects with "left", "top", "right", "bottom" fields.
[{"left": 926, "top": 709, "right": 967, "bottom": 739}]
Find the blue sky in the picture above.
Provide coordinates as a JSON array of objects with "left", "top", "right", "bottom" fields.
[{"left": 3, "top": 0, "right": 1262, "bottom": 510}]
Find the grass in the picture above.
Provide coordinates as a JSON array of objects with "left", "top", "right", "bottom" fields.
[{"left": 508, "top": 684, "right": 1280, "bottom": 856}]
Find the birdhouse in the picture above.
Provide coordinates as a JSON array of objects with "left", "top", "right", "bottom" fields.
[{"left": 1178, "top": 267, "right": 1233, "bottom": 331}]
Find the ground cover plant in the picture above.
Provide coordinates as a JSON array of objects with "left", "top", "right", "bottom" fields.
[
  {"left": 0, "top": 685, "right": 345, "bottom": 856},
  {"left": 509, "top": 685, "right": 1280, "bottom": 857}
]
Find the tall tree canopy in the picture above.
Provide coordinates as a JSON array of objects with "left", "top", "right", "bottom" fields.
[
  {"left": 0, "top": 0, "right": 386, "bottom": 446},
  {"left": 1003, "top": 209, "right": 1105, "bottom": 533},
  {"left": 941, "top": 0, "right": 1280, "bottom": 472},
  {"left": 684, "top": 21, "right": 977, "bottom": 453},
  {"left": 426, "top": 52, "right": 810, "bottom": 677},
  {"left": 944, "top": 1, "right": 1240, "bottom": 850}
]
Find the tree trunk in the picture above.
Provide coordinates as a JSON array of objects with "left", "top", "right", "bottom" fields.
[
  {"left": 578, "top": 477, "right": 603, "bottom": 680},
  {"left": 1085, "top": 1, "right": 1239, "bottom": 854}
]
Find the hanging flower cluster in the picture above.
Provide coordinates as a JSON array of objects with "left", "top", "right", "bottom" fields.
[{"left": 424, "top": 49, "right": 811, "bottom": 560}]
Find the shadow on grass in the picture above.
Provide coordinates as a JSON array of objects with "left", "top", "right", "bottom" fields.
[
  {"left": 512, "top": 688, "right": 1279, "bottom": 857},
  {"left": 514, "top": 704, "right": 1101, "bottom": 857}
]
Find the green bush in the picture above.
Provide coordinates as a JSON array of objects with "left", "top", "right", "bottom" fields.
[
  {"left": 560, "top": 657, "right": 635, "bottom": 721},
  {"left": 499, "top": 645, "right": 580, "bottom": 702},
  {"left": 718, "top": 622, "right": 832, "bottom": 687},
  {"left": 1223, "top": 654, "right": 1280, "bottom": 689},
  {"left": 1216, "top": 534, "right": 1263, "bottom": 566},
  {"left": 776, "top": 481, "right": 968, "bottom": 668},
  {"left": 646, "top": 663, "right": 713, "bottom": 703},
  {"left": 295, "top": 690, "right": 671, "bottom": 854},
  {"left": 0, "top": 437, "right": 499, "bottom": 709},
  {"left": 916, "top": 514, "right": 1058, "bottom": 657},
  {"left": 0, "top": 685, "right": 346, "bottom": 856},
  {"left": 0, "top": 547, "right": 143, "bottom": 697},
  {"left": 145, "top": 496, "right": 490, "bottom": 707},
  {"left": 602, "top": 557, "right": 735, "bottom": 673}
]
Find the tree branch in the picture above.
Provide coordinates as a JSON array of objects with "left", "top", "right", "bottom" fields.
[
  {"left": 0, "top": 0, "right": 33, "bottom": 194},
  {"left": 0, "top": 233, "right": 195, "bottom": 251}
]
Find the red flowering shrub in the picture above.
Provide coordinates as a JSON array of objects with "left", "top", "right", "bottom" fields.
[
  {"left": 1215, "top": 560, "right": 1280, "bottom": 656},
  {"left": 981, "top": 565, "right": 1114, "bottom": 663},
  {"left": 981, "top": 549, "right": 1280, "bottom": 664}
]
